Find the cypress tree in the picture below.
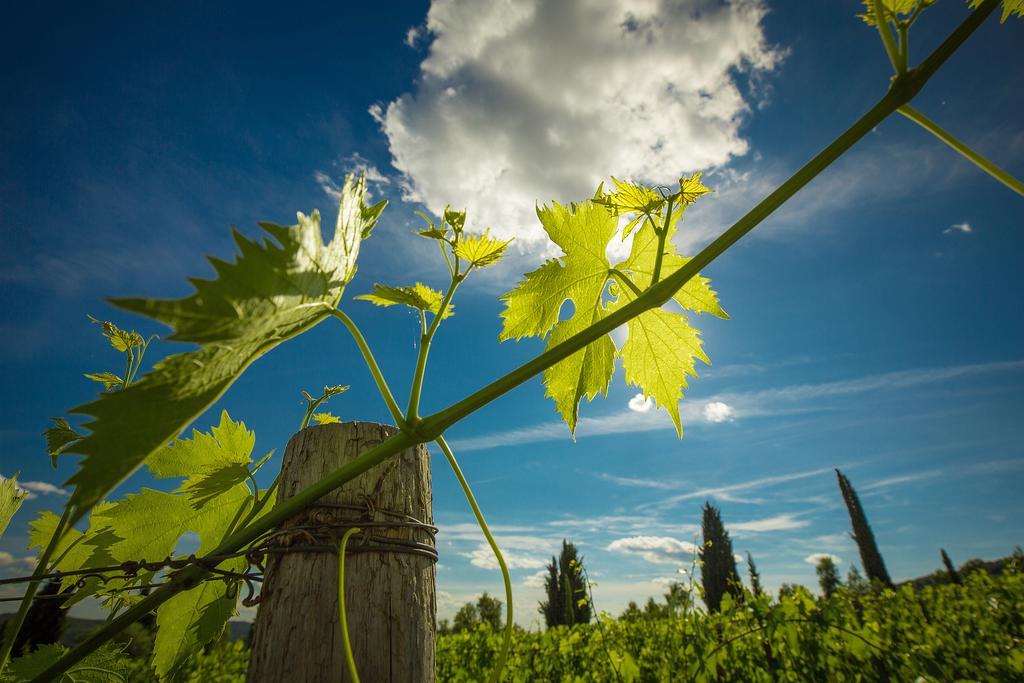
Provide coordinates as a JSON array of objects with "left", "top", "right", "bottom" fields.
[
  {"left": 835, "top": 469, "right": 893, "bottom": 588},
  {"left": 940, "top": 548, "right": 961, "bottom": 584},
  {"left": 539, "top": 557, "right": 562, "bottom": 627},
  {"left": 746, "top": 551, "right": 764, "bottom": 597},
  {"left": 539, "top": 539, "right": 591, "bottom": 627},
  {"left": 699, "top": 502, "right": 742, "bottom": 612},
  {"left": 815, "top": 556, "right": 841, "bottom": 598}
]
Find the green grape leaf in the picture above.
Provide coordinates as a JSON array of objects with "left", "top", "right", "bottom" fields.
[
  {"left": 87, "top": 315, "right": 143, "bottom": 352},
  {"left": 857, "top": 0, "right": 920, "bottom": 24},
  {"left": 1, "top": 643, "right": 130, "bottom": 682},
  {"left": 502, "top": 180, "right": 719, "bottom": 436},
  {"left": 148, "top": 411, "right": 254, "bottom": 481},
  {"left": 541, "top": 298, "right": 616, "bottom": 435},
  {"left": 611, "top": 213, "right": 715, "bottom": 434},
  {"left": 611, "top": 287, "right": 709, "bottom": 436},
  {"left": 970, "top": 0, "right": 1024, "bottom": 21},
  {"left": 614, "top": 214, "right": 727, "bottom": 319},
  {"left": 312, "top": 412, "right": 341, "bottom": 425},
  {"left": 83, "top": 371, "right": 124, "bottom": 392},
  {"left": 596, "top": 177, "right": 666, "bottom": 239},
  {"left": 27, "top": 509, "right": 117, "bottom": 599},
  {"left": 44, "top": 418, "right": 84, "bottom": 467},
  {"left": 453, "top": 232, "right": 512, "bottom": 268},
  {"left": 500, "top": 200, "right": 619, "bottom": 433},
  {"left": 61, "top": 175, "right": 384, "bottom": 524},
  {"left": 1, "top": 475, "right": 28, "bottom": 539},
  {"left": 152, "top": 556, "right": 244, "bottom": 680},
  {"left": 499, "top": 201, "right": 617, "bottom": 342},
  {"left": 678, "top": 172, "right": 713, "bottom": 205},
  {"left": 147, "top": 411, "right": 260, "bottom": 508},
  {"left": 356, "top": 282, "right": 454, "bottom": 318},
  {"left": 92, "top": 484, "right": 250, "bottom": 567}
]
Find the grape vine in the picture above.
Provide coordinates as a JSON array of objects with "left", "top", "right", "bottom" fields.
[{"left": 0, "top": 1, "right": 1020, "bottom": 681}]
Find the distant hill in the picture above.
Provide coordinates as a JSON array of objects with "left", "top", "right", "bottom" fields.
[{"left": 897, "top": 551, "right": 1021, "bottom": 590}]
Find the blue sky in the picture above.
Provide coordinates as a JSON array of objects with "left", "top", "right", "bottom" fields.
[{"left": 1, "top": 1, "right": 1022, "bottom": 626}]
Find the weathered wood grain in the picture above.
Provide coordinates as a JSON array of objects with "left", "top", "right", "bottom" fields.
[{"left": 247, "top": 422, "right": 435, "bottom": 682}]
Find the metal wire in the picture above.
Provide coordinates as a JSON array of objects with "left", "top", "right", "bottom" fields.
[{"left": 0, "top": 500, "right": 438, "bottom": 609}]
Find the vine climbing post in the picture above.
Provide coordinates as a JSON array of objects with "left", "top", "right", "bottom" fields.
[{"left": 246, "top": 422, "right": 436, "bottom": 683}]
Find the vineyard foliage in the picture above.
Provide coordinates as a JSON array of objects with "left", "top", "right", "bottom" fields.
[
  {"left": 54, "top": 565, "right": 1023, "bottom": 682},
  {"left": 436, "top": 568, "right": 1024, "bottom": 682}
]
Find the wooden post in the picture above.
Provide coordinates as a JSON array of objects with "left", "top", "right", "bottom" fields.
[{"left": 247, "top": 422, "right": 435, "bottom": 682}]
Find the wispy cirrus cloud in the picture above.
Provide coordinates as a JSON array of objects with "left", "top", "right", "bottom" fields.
[
  {"left": 638, "top": 467, "right": 834, "bottom": 511},
  {"left": 862, "top": 458, "right": 1024, "bottom": 493},
  {"left": 943, "top": 221, "right": 973, "bottom": 234},
  {"left": 446, "top": 359, "right": 1024, "bottom": 453},
  {"left": 730, "top": 513, "right": 809, "bottom": 533}
]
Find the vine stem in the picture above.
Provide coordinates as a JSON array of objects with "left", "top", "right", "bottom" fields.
[
  {"left": 650, "top": 197, "right": 674, "bottom": 284},
  {"left": 329, "top": 309, "right": 406, "bottom": 428},
  {"left": 898, "top": 104, "right": 1024, "bottom": 196},
  {"left": 435, "top": 435, "right": 513, "bottom": 683},
  {"left": 608, "top": 269, "right": 643, "bottom": 298},
  {"left": 0, "top": 504, "right": 72, "bottom": 672},
  {"left": 871, "top": 0, "right": 902, "bottom": 73},
  {"left": 337, "top": 527, "right": 362, "bottom": 683},
  {"left": 407, "top": 274, "right": 463, "bottom": 422},
  {"left": 30, "top": 2, "right": 1002, "bottom": 678}
]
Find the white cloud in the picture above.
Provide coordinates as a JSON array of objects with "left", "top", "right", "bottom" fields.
[
  {"left": 19, "top": 481, "right": 69, "bottom": 497},
  {"left": 447, "top": 359, "right": 1024, "bottom": 453},
  {"left": 0, "top": 552, "right": 34, "bottom": 568},
  {"left": 315, "top": 153, "right": 391, "bottom": 202},
  {"left": 730, "top": 513, "right": 808, "bottom": 533},
  {"left": 944, "top": 221, "right": 973, "bottom": 234},
  {"left": 804, "top": 553, "right": 841, "bottom": 566},
  {"left": 405, "top": 26, "right": 423, "bottom": 47},
  {"left": 640, "top": 466, "right": 833, "bottom": 510},
  {"left": 377, "top": 0, "right": 781, "bottom": 252},
  {"left": 628, "top": 393, "right": 653, "bottom": 413},
  {"left": 862, "top": 470, "right": 944, "bottom": 491},
  {"left": 464, "top": 543, "right": 546, "bottom": 570},
  {"left": 523, "top": 569, "right": 549, "bottom": 588},
  {"left": 596, "top": 473, "right": 680, "bottom": 491},
  {"left": 607, "top": 535, "right": 699, "bottom": 565},
  {"left": 702, "top": 401, "right": 734, "bottom": 423}
]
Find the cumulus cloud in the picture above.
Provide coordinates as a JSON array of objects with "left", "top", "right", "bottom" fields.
[
  {"left": 405, "top": 26, "right": 424, "bottom": 48},
  {"left": 523, "top": 569, "right": 549, "bottom": 588},
  {"left": 943, "top": 221, "right": 973, "bottom": 234},
  {"left": 804, "top": 553, "right": 841, "bottom": 566},
  {"left": 0, "top": 552, "right": 34, "bottom": 568},
  {"left": 377, "top": 0, "right": 782, "bottom": 251},
  {"left": 19, "top": 481, "right": 69, "bottom": 497},
  {"left": 628, "top": 393, "right": 654, "bottom": 413},
  {"left": 607, "top": 535, "right": 699, "bottom": 564},
  {"left": 702, "top": 401, "right": 734, "bottom": 423},
  {"left": 464, "top": 543, "right": 546, "bottom": 570}
]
